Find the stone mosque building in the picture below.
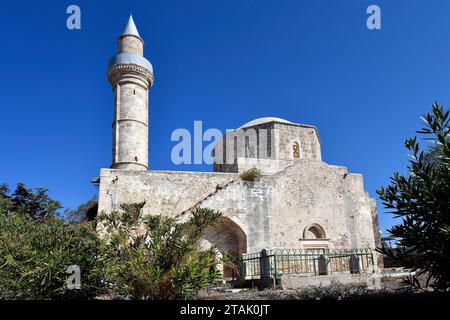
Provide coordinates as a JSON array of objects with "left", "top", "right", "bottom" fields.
[{"left": 97, "top": 16, "right": 382, "bottom": 261}]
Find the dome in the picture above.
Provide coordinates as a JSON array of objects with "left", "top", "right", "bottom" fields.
[{"left": 238, "top": 117, "right": 293, "bottom": 129}]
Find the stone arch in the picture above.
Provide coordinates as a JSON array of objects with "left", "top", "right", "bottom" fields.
[
  {"left": 303, "top": 223, "right": 326, "bottom": 239},
  {"left": 202, "top": 217, "right": 247, "bottom": 279},
  {"left": 203, "top": 217, "right": 247, "bottom": 256}
]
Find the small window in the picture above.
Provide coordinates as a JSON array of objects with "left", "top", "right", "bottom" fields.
[
  {"left": 293, "top": 142, "right": 300, "bottom": 159},
  {"left": 245, "top": 136, "right": 250, "bottom": 157}
]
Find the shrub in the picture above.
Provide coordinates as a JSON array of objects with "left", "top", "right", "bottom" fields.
[
  {"left": 0, "top": 214, "right": 104, "bottom": 299},
  {"left": 65, "top": 197, "right": 98, "bottom": 223},
  {"left": 377, "top": 103, "right": 450, "bottom": 291},
  {"left": 239, "top": 168, "right": 261, "bottom": 181},
  {"left": 97, "top": 203, "right": 223, "bottom": 299}
]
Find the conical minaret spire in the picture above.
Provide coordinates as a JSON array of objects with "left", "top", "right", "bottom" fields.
[{"left": 121, "top": 14, "right": 141, "bottom": 39}]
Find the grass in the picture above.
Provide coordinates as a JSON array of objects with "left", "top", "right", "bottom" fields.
[{"left": 239, "top": 168, "right": 262, "bottom": 181}]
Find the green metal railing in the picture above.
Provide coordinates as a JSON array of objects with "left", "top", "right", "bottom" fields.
[{"left": 237, "top": 248, "right": 375, "bottom": 280}]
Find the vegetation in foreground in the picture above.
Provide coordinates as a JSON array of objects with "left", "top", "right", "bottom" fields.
[
  {"left": 0, "top": 103, "right": 449, "bottom": 298},
  {"left": 97, "top": 203, "right": 223, "bottom": 299},
  {"left": 0, "top": 183, "right": 224, "bottom": 299},
  {"left": 0, "top": 214, "right": 104, "bottom": 299},
  {"left": 377, "top": 103, "right": 450, "bottom": 291}
]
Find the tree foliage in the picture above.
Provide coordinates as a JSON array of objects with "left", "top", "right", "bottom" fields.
[
  {"left": 65, "top": 197, "right": 98, "bottom": 223},
  {"left": 0, "top": 182, "right": 226, "bottom": 299},
  {"left": 377, "top": 102, "right": 450, "bottom": 291},
  {"left": 0, "top": 183, "right": 62, "bottom": 221},
  {"left": 97, "top": 203, "right": 223, "bottom": 299},
  {"left": 0, "top": 214, "right": 103, "bottom": 299}
]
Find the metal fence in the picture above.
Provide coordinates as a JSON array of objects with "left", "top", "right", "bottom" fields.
[{"left": 237, "top": 248, "right": 375, "bottom": 280}]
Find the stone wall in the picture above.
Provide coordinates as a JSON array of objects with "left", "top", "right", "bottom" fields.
[
  {"left": 234, "top": 157, "right": 293, "bottom": 174},
  {"left": 270, "top": 160, "right": 376, "bottom": 250},
  {"left": 98, "top": 169, "right": 236, "bottom": 217},
  {"left": 98, "top": 158, "right": 378, "bottom": 255},
  {"left": 118, "top": 35, "right": 143, "bottom": 56},
  {"left": 200, "top": 178, "right": 274, "bottom": 253},
  {"left": 213, "top": 122, "right": 322, "bottom": 174},
  {"left": 274, "top": 123, "right": 321, "bottom": 161}
]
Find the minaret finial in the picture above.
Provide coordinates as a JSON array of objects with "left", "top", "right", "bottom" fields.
[{"left": 121, "top": 14, "right": 140, "bottom": 38}]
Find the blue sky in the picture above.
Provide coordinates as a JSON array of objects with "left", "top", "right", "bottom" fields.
[{"left": 1, "top": 0, "right": 450, "bottom": 235}]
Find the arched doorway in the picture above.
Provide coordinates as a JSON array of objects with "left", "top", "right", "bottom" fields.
[{"left": 202, "top": 217, "right": 247, "bottom": 279}]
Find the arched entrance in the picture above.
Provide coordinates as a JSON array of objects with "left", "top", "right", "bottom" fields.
[{"left": 202, "top": 217, "right": 247, "bottom": 279}]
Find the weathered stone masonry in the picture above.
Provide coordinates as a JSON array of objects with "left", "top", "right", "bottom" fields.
[{"left": 98, "top": 16, "right": 382, "bottom": 262}]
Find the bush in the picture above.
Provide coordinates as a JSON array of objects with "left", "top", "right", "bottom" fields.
[
  {"left": 239, "top": 168, "right": 261, "bottom": 181},
  {"left": 97, "top": 203, "right": 223, "bottom": 299},
  {"left": 377, "top": 103, "right": 450, "bottom": 291},
  {"left": 65, "top": 197, "right": 98, "bottom": 223},
  {"left": 0, "top": 214, "right": 104, "bottom": 299}
]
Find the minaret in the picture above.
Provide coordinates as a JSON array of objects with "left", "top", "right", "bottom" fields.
[{"left": 108, "top": 15, "right": 154, "bottom": 170}]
